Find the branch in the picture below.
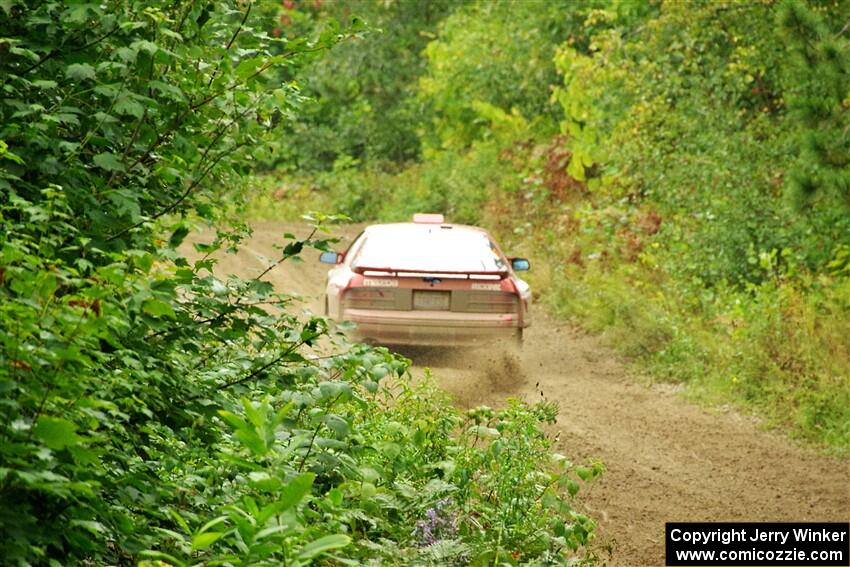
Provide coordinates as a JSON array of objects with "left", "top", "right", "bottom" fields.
[
  {"left": 3, "top": 25, "right": 121, "bottom": 86},
  {"left": 298, "top": 391, "right": 345, "bottom": 472},
  {"left": 254, "top": 227, "right": 318, "bottom": 283},
  {"left": 105, "top": 108, "right": 148, "bottom": 187},
  {"left": 298, "top": 428, "right": 320, "bottom": 473},
  {"left": 105, "top": 56, "right": 279, "bottom": 192},
  {"left": 106, "top": 139, "right": 249, "bottom": 241},
  {"left": 106, "top": 97, "right": 258, "bottom": 240},
  {"left": 143, "top": 222, "right": 316, "bottom": 343},
  {"left": 190, "top": 44, "right": 330, "bottom": 112},
  {"left": 226, "top": 3, "right": 253, "bottom": 50},
  {"left": 206, "top": 3, "right": 253, "bottom": 88},
  {"left": 215, "top": 340, "right": 304, "bottom": 393}
]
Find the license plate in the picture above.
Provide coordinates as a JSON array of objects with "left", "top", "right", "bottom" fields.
[{"left": 413, "top": 291, "right": 450, "bottom": 310}]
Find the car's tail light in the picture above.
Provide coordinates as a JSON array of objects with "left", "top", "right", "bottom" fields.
[
  {"left": 451, "top": 291, "right": 519, "bottom": 313},
  {"left": 342, "top": 288, "right": 399, "bottom": 310}
]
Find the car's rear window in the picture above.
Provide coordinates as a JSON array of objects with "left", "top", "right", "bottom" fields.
[{"left": 351, "top": 225, "right": 507, "bottom": 273}]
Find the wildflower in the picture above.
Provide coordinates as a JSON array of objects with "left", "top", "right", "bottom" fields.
[{"left": 411, "top": 498, "right": 458, "bottom": 546}]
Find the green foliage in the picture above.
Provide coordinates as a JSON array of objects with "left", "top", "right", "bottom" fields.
[
  {"left": 277, "top": 0, "right": 456, "bottom": 171},
  {"left": 549, "top": 0, "right": 850, "bottom": 284},
  {"left": 521, "top": 0, "right": 850, "bottom": 450},
  {"left": 779, "top": 0, "right": 850, "bottom": 208},
  {"left": 136, "top": 373, "right": 601, "bottom": 566},
  {"left": 419, "top": 0, "right": 583, "bottom": 151},
  {"left": 0, "top": 0, "right": 339, "bottom": 246},
  {"left": 248, "top": 132, "right": 521, "bottom": 225},
  {"left": 342, "top": 383, "right": 602, "bottom": 566}
]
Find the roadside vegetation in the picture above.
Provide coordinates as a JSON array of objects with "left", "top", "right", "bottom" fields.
[
  {"left": 0, "top": 2, "right": 601, "bottom": 565},
  {"left": 252, "top": 0, "right": 850, "bottom": 453}
]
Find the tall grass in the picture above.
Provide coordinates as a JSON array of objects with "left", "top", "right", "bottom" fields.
[{"left": 504, "top": 198, "right": 850, "bottom": 453}]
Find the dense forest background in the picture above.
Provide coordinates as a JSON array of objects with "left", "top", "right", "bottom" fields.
[
  {"left": 1, "top": 0, "right": 848, "bottom": 565},
  {"left": 255, "top": 0, "right": 850, "bottom": 451}
]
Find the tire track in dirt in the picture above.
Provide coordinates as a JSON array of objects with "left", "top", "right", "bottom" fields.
[{"left": 185, "top": 221, "right": 849, "bottom": 567}]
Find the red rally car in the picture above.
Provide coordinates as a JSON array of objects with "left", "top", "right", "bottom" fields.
[{"left": 319, "top": 214, "right": 531, "bottom": 347}]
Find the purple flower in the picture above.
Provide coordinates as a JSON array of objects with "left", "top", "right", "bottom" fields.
[{"left": 412, "top": 498, "right": 458, "bottom": 546}]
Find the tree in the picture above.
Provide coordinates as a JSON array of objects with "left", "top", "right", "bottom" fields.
[
  {"left": 779, "top": 0, "right": 850, "bottom": 208},
  {"left": 278, "top": 0, "right": 456, "bottom": 170}
]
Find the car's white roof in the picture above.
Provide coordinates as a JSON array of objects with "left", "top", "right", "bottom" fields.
[
  {"left": 363, "top": 222, "right": 488, "bottom": 236},
  {"left": 352, "top": 222, "right": 507, "bottom": 273}
]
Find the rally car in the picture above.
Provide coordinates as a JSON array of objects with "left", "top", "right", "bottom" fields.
[{"left": 319, "top": 214, "right": 531, "bottom": 346}]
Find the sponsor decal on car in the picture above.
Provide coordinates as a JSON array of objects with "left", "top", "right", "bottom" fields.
[
  {"left": 363, "top": 278, "right": 399, "bottom": 287},
  {"left": 471, "top": 282, "right": 502, "bottom": 291}
]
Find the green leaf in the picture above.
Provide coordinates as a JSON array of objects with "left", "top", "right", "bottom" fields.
[
  {"left": 168, "top": 225, "right": 190, "bottom": 248},
  {"left": 234, "top": 428, "right": 267, "bottom": 456},
  {"left": 142, "top": 298, "right": 176, "bottom": 319},
  {"left": 359, "top": 482, "right": 376, "bottom": 499},
  {"left": 31, "top": 80, "right": 57, "bottom": 90},
  {"left": 192, "top": 531, "right": 224, "bottom": 551},
  {"left": 283, "top": 241, "right": 304, "bottom": 257},
  {"left": 377, "top": 442, "right": 401, "bottom": 460},
  {"left": 328, "top": 488, "right": 343, "bottom": 507},
  {"left": 92, "top": 152, "right": 125, "bottom": 172},
  {"left": 114, "top": 97, "right": 145, "bottom": 119},
  {"left": 248, "top": 471, "right": 283, "bottom": 492},
  {"left": 138, "top": 551, "right": 187, "bottom": 567},
  {"left": 104, "top": 43, "right": 132, "bottom": 61},
  {"left": 130, "top": 39, "right": 158, "bottom": 55},
  {"left": 218, "top": 410, "right": 249, "bottom": 430},
  {"left": 68, "top": 446, "right": 99, "bottom": 466},
  {"left": 33, "top": 417, "right": 80, "bottom": 450},
  {"left": 65, "top": 63, "right": 96, "bottom": 81},
  {"left": 168, "top": 509, "right": 192, "bottom": 534},
  {"left": 148, "top": 80, "right": 185, "bottom": 102},
  {"left": 70, "top": 519, "right": 106, "bottom": 535},
  {"left": 253, "top": 524, "right": 290, "bottom": 543},
  {"left": 10, "top": 46, "right": 38, "bottom": 63},
  {"left": 196, "top": 516, "right": 228, "bottom": 537},
  {"left": 296, "top": 534, "right": 351, "bottom": 561},
  {"left": 62, "top": 4, "right": 97, "bottom": 24},
  {"left": 575, "top": 466, "right": 592, "bottom": 481},
  {"left": 235, "top": 57, "right": 265, "bottom": 80},
  {"left": 323, "top": 414, "right": 350, "bottom": 437},
  {"left": 278, "top": 472, "right": 315, "bottom": 510}
]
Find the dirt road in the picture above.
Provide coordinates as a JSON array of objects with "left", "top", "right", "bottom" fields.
[{"left": 187, "top": 221, "right": 850, "bottom": 566}]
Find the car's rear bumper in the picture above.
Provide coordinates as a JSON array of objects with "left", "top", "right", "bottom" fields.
[{"left": 342, "top": 308, "right": 527, "bottom": 346}]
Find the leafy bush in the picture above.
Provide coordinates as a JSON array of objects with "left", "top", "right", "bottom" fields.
[
  {"left": 539, "top": 0, "right": 850, "bottom": 449},
  {"left": 2, "top": 190, "right": 602, "bottom": 564},
  {"left": 418, "top": 0, "right": 583, "bottom": 151}
]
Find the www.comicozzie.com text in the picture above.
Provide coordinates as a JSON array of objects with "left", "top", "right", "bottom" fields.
[{"left": 669, "top": 527, "right": 848, "bottom": 546}]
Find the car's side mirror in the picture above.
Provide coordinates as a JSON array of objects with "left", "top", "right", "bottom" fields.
[
  {"left": 319, "top": 251, "right": 341, "bottom": 264},
  {"left": 510, "top": 257, "right": 530, "bottom": 271}
]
